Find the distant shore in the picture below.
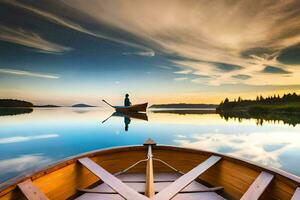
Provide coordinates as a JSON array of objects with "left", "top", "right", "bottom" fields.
[
  {"left": 0, "top": 99, "right": 96, "bottom": 108},
  {"left": 150, "top": 103, "right": 217, "bottom": 109},
  {"left": 217, "top": 93, "right": 300, "bottom": 115}
]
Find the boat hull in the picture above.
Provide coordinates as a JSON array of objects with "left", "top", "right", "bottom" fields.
[
  {"left": 114, "top": 103, "right": 148, "bottom": 112},
  {"left": 0, "top": 145, "right": 299, "bottom": 200}
]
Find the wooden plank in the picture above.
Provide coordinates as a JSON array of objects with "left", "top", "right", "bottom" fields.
[
  {"left": 17, "top": 179, "right": 49, "bottom": 200},
  {"left": 291, "top": 187, "right": 300, "bottom": 200},
  {"left": 145, "top": 145, "right": 155, "bottom": 197},
  {"left": 75, "top": 193, "right": 125, "bottom": 200},
  {"left": 173, "top": 192, "right": 225, "bottom": 200},
  {"left": 153, "top": 155, "right": 221, "bottom": 200},
  {"left": 240, "top": 171, "right": 274, "bottom": 200},
  {"left": 79, "top": 182, "right": 223, "bottom": 194},
  {"left": 78, "top": 157, "right": 148, "bottom": 200}
]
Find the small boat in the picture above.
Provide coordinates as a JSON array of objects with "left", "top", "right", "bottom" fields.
[
  {"left": 103, "top": 100, "right": 148, "bottom": 112},
  {"left": 0, "top": 139, "right": 299, "bottom": 200}
]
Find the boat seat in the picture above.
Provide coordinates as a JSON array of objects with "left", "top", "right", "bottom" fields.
[
  {"left": 153, "top": 156, "right": 221, "bottom": 200},
  {"left": 76, "top": 173, "right": 224, "bottom": 200},
  {"left": 76, "top": 155, "right": 225, "bottom": 200},
  {"left": 78, "top": 173, "right": 223, "bottom": 193},
  {"left": 78, "top": 158, "right": 148, "bottom": 200}
]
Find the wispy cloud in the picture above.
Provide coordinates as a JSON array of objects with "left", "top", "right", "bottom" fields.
[
  {"left": 0, "top": 68, "right": 60, "bottom": 79},
  {"left": 174, "top": 69, "right": 193, "bottom": 74},
  {"left": 122, "top": 51, "right": 155, "bottom": 57},
  {"left": 59, "top": 0, "right": 300, "bottom": 86},
  {"left": 0, "top": 25, "right": 72, "bottom": 53},
  {"left": 3, "top": 0, "right": 154, "bottom": 56},
  {"left": 4, "top": 0, "right": 300, "bottom": 86},
  {"left": 232, "top": 74, "right": 252, "bottom": 80},
  {"left": 174, "top": 77, "right": 188, "bottom": 81},
  {"left": 0, "top": 134, "right": 58, "bottom": 144}
]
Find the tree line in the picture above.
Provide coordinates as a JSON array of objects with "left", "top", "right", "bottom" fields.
[{"left": 218, "top": 92, "right": 300, "bottom": 110}]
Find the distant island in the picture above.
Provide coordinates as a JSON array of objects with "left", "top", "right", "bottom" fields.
[
  {"left": 0, "top": 99, "right": 33, "bottom": 116},
  {"left": 217, "top": 93, "right": 300, "bottom": 114},
  {"left": 72, "top": 103, "right": 95, "bottom": 108},
  {"left": 0, "top": 99, "right": 99, "bottom": 108},
  {"left": 150, "top": 103, "right": 217, "bottom": 109},
  {"left": 0, "top": 99, "right": 33, "bottom": 107}
]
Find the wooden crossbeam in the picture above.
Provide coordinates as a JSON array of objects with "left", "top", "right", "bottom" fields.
[
  {"left": 291, "top": 187, "right": 300, "bottom": 200},
  {"left": 17, "top": 179, "right": 49, "bottom": 200},
  {"left": 78, "top": 157, "right": 148, "bottom": 200},
  {"left": 240, "top": 171, "right": 274, "bottom": 200},
  {"left": 153, "top": 155, "right": 221, "bottom": 200}
]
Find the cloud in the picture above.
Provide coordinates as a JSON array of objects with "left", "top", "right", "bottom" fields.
[
  {"left": 0, "top": 25, "right": 72, "bottom": 53},
  {"left": 0, "top": 134, "right": 59, "bottom": 144},
  {"left": 174, "top": 69, "right": 193, "bottom": 74},
  {"left": 59, "top": 0, "right": 300, "bottom": 85},
  {"left": 122, "top": 51, "right": 155, "bottom": 57},
  {"left": 232, "top": 74, "right": 252, "bottom": 80},
  {"left": 262, "top": 66, "right": 292, "bottom": 74},
  {"left": 2, "top": 0, "right": 154, "bottom": 56},
  {"left": 0, "top": 68, "right": 60, "bottom": 79},
  {"left": 4, "top": 0, "right": 300, "bottom": 85},
  {"left": 174, "top": 77, "right": 188, "bottom": 81}
]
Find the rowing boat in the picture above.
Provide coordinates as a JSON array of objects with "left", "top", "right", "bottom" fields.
[
  {"left": 102, "top": 100, "right": 148, "bottom": 113},
  {"left": 114, "top": 103, "right": 148, "bottom": 113},
  {"left": 0, "top": 139, "right": 299, "bottom": 200}
]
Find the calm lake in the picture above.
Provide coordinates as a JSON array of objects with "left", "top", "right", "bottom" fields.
[{"left": 0, "top": 108, "right": 300, "bottom": 183}]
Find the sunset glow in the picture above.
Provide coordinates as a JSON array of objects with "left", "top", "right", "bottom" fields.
[{"left": 1, "top": 0, "right": 300, "bottom": 105}]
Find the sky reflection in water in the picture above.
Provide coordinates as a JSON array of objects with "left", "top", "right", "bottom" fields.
[{"left": 0, "top": 108, "right": 299, "bottom": 183}]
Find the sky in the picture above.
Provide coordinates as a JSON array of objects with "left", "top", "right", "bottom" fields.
[{"left": 0, "top": 0, "right": 300, "bottom": 105}]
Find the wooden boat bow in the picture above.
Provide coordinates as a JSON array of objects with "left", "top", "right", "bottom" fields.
[{"left": 0, "top": 139, "right": 299, "bottom": 200}]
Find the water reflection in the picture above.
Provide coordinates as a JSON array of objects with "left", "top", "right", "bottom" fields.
[
  {"left": 174, "top": 131, "right": 300, "bottom": 170},
  {"left": 0, "top": 108, "right": 299, "bottom": 183},
  {"left": 102, "top": 112, "right": 148, "bottom": 131},
  {"left": 150, "top": 109, "right": 215, "bottom": 115},
  {"left": 0, "top": 108, "right": 33, "bottom": 116},
  {"left": 218, "top": 111, "right": 300, "bottom": 126}
]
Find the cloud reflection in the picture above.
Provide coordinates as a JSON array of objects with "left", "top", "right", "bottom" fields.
[
  {"left": 175, "top": 131, "right": 300, "bottom": 168},
  {"left": 0, "top": 134, "right": 58, "bottom": 144},
  {"left": 0, "top": 154, "right": 52, "bottom": 174}
]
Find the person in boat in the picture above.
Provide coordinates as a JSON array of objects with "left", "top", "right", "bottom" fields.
[{"left": 124, "top": 94, "right": 131, "bottom": 107}]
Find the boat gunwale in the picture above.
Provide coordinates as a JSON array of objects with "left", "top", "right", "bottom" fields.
[
  {"left": 0, "top": 144, "right": 299, "bottom": 197},
  {"left": 113, "top": 103, "right": 148, "bottom": 109}
]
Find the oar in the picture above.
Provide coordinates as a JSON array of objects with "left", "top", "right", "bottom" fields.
[
  {"left": 102, "top": 99, "right": 115, "bottom": 108},
  {"left": 102, "top": 113, "right": 114, "bottom": 124}
]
